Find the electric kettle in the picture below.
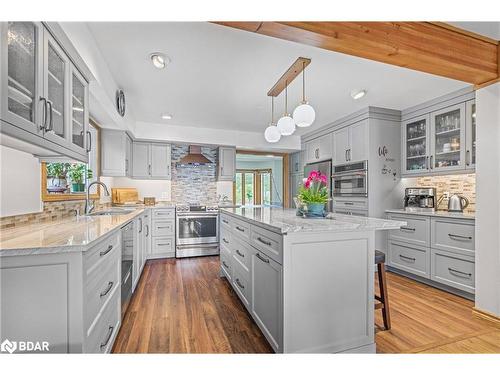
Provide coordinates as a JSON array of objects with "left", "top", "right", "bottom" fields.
[{"left": 448, "top": 194, "right": 469, "bottom": 212}]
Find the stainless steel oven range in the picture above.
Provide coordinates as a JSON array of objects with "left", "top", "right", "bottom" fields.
[
  {"left": 332, "top": 160, "right": 368, "bottom": 197},
  {"left": 176, "top": 205, "right": 219, "bottom": 258}
]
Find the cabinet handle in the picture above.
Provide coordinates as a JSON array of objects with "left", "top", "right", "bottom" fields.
[
  {"left": 448, "top": 267, "right": 472, "bottom": 278},
  {"left": 236, "top": 249, "right": 245, "bottom": 258},
  {"left": 256, "top": 252, "right": 270, "bottom": 263},
  {"left": 235, "top": 278, "right": 245, "bottom": 289},
  {"left": 148, "top": 164, "right": 152, "bottom": 175},
  {"left": 157, "top": 243, "right": 170, "bottom": 246},
  {"left": 257, "top": 237, "right": 272, "bottom": 246},
  {"left": 399, "top": 254, "right": 416, "bottom": 262},
  {"left": 343, "top": 202, "right": 354, "bottom": 206},
  {"left": 222, "top": 238, "right": 229, "bottom": 244},
  {"left": 157, "top": 226, "right": 171, "bottom": 229},
  {"left": 125, "top": 159, "right": 129, "bottom": 174},
  {"left": 46, "top": 100, "right": 54, "bottom": 132},
  {"left": 100, "top": 281, "right": 114, "bottom": 298},
  {"left": 39, "top": 97, "right": 48, "bottom": 131},
  {"left": 86, "top": 130, "right": 92, "bottom": 153},
  {"left": 466, "top": 150, "right": 471, "bottom": 166},
  {"left": 400, "top": 226, "right": 416, "bottom": 232},
  {"left": 235, "top": 226, "right": 245, "bottom": 232},
  {"left": 139, "top": 218, "right": 143, "bottom": 233},
  {"left": 222, "top": 219, "right": 229, "bottom": 224},
  {"left": 100, "top": 244, "right": 113, "bottom": 257},
  {"left": 100, "top": 326, "right": 115, "bottom": 349},
  {"left": 222, "top": 260, "right": 229, "bottom": 269},
  {"left": 426, "top": 156, "right": 429, "bottom": 169},
  {"left": 448, "top": 233, "right": 472, "bottom": 241},
  {"left": 430, "top": 155, "right": 434, "bottom": 169},
  {"left": 145, "top": 224, "right": 149, "bottom": 237}
]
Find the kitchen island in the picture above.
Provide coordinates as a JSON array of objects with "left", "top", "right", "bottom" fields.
[{"left": 219, "top": 207, "right": 405, "bottom": 354}]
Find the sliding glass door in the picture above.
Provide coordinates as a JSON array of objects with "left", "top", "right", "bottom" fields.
[{"left": 234, "top": 169, "right": 272, "bottom": 206}]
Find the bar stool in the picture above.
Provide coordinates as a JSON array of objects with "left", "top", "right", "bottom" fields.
[{"left": 375, "top": 250, "right": 391, "bottom": 330}]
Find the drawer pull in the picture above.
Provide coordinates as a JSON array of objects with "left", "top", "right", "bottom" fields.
[
  {"left": 256, "top": 252, "right": 270, "bottom": 263},
  {"left": 343, "top": 202, "right": 354, "bottom": 205},
  {"left": 235, "top": 278, "right": 245, "bottom": 289},
  {"left": 100, "top": 326, "right": 115, "bottom": 350},
  {"left": 257, "top": 237, "right": 272, "bottom": 246},
  {"left": 222, "top": 219, "right": 229, "bottom": 224},
  {"left": 222, "top": 260, "right": 229, "bottom": 269},
  {"left": 157, "top": 226, "right": 171, "bottom": 229},
  {"left": 100, "top": 245, "right": 113, "bottom": 257},
  {"left": 236, "top": 249, "right": 245, "bottom": 258},
  {"left": 448, "top": 234, "right": 473, "bottom": 241},
  {"left": 222, "top": 238, "right": 229, "bottom": 244},
  {"left": 100, "top": 281, "right": 114, "bottom": 298},
  {"left": 448, "top": 267, "right": 472, "bottom": 279},
  {"left": 235, "top": 226, "right": 245, "bottom": 232},
  {"left": 157, "top": 243, "right": 170, "bottom": 246},
  {"left": 399, "top": 254, "right": 416, "bottom": 262},
  {"left": 400, "top": 227, "right": 416, "bottom": 232}
]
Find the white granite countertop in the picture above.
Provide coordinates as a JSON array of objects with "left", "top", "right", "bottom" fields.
[
  {"left": 221, "top": 207, "right": 406, "bottom": 234},
  {"left": 386, "top": 208, "right": 475, "bottom": 220},
  {"left": 0, "top": 208, "right": 145, "bottom": 256}
]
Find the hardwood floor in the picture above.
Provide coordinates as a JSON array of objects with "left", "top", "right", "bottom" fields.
[{"left": 113, "top": 256, "right": 499, "bottom": 354}]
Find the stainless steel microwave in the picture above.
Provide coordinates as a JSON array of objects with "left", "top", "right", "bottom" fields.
[{"left": 332, "top": 161, "right": 368, "bottom": 197}]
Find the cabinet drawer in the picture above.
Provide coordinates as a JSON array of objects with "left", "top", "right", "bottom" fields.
[
  {"left": 250, "top": 225, "right": 283, "bottom": 264},
  {"left": 83, "top": 232, "right": 121, "bottom": 278},
  {"left": 220, "top": 226, "right": 232, "bottom": 249},
  {"left": 232, "top": 266, "right": 251, "bottom": 308},
  {"left": 333, "top": 198, "right": 368, "bottom": 210},
  {"left": 387, "top": 214, "right": 430, "bottom": 247},
  {"left": 431, "top": 218, "right": 475, "bottom": 256},
  {"left": 85, "top": 285, "right": 121, "bottom": 353},
  {"left": 152, "top": 209, "right": 175, "bottom": 220},
  {"left": 231, "top": 236, "right": 252, "bottom": 274},
  {"left": 152, "top": 220, "right": 175, "bottom": 237},
  {"left": 151, "top": 237, "right": 174, "bottom": 255},
  {"left": 231, "top": 217, "right": 251, "bottom": 241},
  {"left": 220, "top": 246, "right": 232, "bottom": 281},
  {"left": 84, "top": 249, "right": 120, "bottom": 334},
  {"left": 431, "top": 249, "right": 475, "bottom": 294},
  {"left": 220, "top": 213, "right": 232, "bottom": 230},
  {"left": 389, "top": 241, "right": 430, "bottom": 278}
]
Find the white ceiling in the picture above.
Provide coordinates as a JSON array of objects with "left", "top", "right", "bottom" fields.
[
  {"left": 449, "top": 22, "right": 500, "bottom": 40},
  {"left": 87, "top": 22, "right": 469, "bottom": 137}
]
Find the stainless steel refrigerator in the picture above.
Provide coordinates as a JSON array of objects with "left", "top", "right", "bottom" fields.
[{"left": 304, "top": 160, "right": 332, "bottom": 212}]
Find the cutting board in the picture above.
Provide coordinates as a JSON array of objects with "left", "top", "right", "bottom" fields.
[{"left": 111, "top": 188, "right": 139, "bottom": 204}]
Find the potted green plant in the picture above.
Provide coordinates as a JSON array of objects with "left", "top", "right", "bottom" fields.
[
  {"left": 297, "top": 170, "right": 329, "bottom": 217},
  {"left": 68, "top": 164, "right": 93, "bottom": 193},
  {"left": 46, "top": 162, "right": 69, "bottom": 193}
]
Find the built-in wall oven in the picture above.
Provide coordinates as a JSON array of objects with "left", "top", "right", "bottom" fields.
[
  {"left": 176, "top": 205, "right": 219, "bottom": 258},
  {"left": 332, "top": 161, "right": 368, "bottom": 197}
]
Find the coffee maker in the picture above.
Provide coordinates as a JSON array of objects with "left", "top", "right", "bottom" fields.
[{"left": 404, "top": 188, "right": 436, "bottom": 212}]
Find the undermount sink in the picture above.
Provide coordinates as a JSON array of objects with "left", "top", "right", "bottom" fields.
[{"left": 86, "top": 209, "right": 135, "bottom": 216}]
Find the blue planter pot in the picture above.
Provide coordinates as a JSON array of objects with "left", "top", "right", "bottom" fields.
[{"left": 306, "top": 203, "right": 325, "bottom": 217}]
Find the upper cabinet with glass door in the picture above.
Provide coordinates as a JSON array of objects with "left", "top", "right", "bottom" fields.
[
  {"left": 0, "top": 22, "right": 90, "bottom": 163},
  {"left": 403, "top": 114, "right": 430, "bottom": 174},
  {"left": 465, "top": 100, "right": 476, "bottom": 169},
  {"left": 430, "top": 103, "right": 466, "bottom": 173}
]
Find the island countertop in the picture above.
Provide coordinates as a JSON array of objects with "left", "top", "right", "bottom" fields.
[
  {"left": 220, "top": 207, "right": 406, "bottom": 235},
  {"left": 0, "top": 208, "right": 144, "bottom": 256}
]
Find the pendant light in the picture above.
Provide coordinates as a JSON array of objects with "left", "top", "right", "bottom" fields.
[
  {"left": 277, "top": 82, "right": 296, "bottom": 136},
  {"left": 293, "top": 61, "right": 315, "bottom": 127},
  {"left": 264, "top": 97, "right": 281, "bottom": 143}
]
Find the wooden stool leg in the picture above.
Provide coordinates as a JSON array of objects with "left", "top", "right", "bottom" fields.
[{"left": 377, "top": 262, "right": 391, "bottom": 330}]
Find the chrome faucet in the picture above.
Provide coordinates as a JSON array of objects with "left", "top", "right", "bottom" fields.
[{"left": 85, "top": 181, "right": 110, "bottom": 214}]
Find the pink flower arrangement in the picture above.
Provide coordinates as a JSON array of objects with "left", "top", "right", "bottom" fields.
[
  {"left": 304, "top": 170, "right": 327, "bottom": 188},
  {"left": 298, "top": 170, "right": 329, "bottom": 204}
]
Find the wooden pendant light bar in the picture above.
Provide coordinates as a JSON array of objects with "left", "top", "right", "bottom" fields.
[
  {"left": 214, "top": 22, "right": 500, "bottom": 85},
  {"left": 267, "top": 57, "right": 311, "bottom": 97}
]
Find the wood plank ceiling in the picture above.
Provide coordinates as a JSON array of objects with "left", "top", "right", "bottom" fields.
[{"left": 214, "top": 22, "right": 500, "bottom": 86}]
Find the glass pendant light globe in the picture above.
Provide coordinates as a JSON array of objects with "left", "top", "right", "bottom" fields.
[
  {"left": 264, "top": 125, "right": 281, "bottom": 143},
  {"left": 277, "top": 115, "right": 296, "bottom": 135},
  {"left": 293, "top": 102, "right": 315, "bottom": 127}
]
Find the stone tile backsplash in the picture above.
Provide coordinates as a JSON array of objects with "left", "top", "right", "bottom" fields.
[
  {"left": 170, "top": 145, "right": 218, "bottom": 205},
  {"left": 415, "top": 173, "right": 476, "bottom": 212}
]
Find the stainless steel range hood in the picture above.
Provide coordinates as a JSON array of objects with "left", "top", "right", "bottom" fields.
[{"left": 177, "top": 145, "right": 213, "bottom": 166}]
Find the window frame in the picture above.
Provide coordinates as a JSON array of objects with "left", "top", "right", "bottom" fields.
[
  {"left": 233, "top": 168, "right": 273, "bottom": 206},
  {"left": 41, "top": 119, "right": 101, "bottom": 202}
]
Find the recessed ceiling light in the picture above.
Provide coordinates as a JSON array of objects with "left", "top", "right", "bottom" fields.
[
  {"left": 351, "top": 89, "right": 367, "bottom": 100},
  {"left": 161, "top": 114, "right": 172, "bottom": 120},
  {"left": 150, "top": 53, "right": 170, "bottom": 69}
]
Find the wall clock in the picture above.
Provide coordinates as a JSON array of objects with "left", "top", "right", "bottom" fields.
[{"left": 116, "top": 89, "right": 126, "bottom": 117}]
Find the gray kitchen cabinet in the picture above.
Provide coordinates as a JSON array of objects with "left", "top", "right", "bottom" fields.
[
  {"left": 132, "top": 142, "right": 171, "bottom": 180},
  {"left": 125, "top": 133, "right": 132, "bottom": 177},
  {"left": 218, "top": 146, "right": 236, "bottom": 181},
  {"left": 289, "top": 151, "right": 302, "bottom": 173},
  {"left": 251, "top": 248, "right": 283, "bottom": 353},
  {"left": 149, "top": 208, "right": 175, "bottom": 259},
  {"left": 332, "top": 120, "right": 368, "bottom": 165},
  {"left": 465, "top": 100, "right": 476, "bottom": 169},
  {"left": 133, "top": 214, "right": 145, "bottom": 290},
  {"left": 305, "top": 133, "right": 333, "bottom": 164},
  {"left": 0, "top": 22, "right": 90, "bottom": 163},
  {"left": 402, "top": 114, "right": 431, "bottom": 175},
  {"left": 100, "top": 129, "right": 127, "bottom": 176}
]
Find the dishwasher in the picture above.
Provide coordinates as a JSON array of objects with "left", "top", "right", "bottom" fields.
[{"left": 121, "top": 221, "right": 134, "bottom": 317}]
